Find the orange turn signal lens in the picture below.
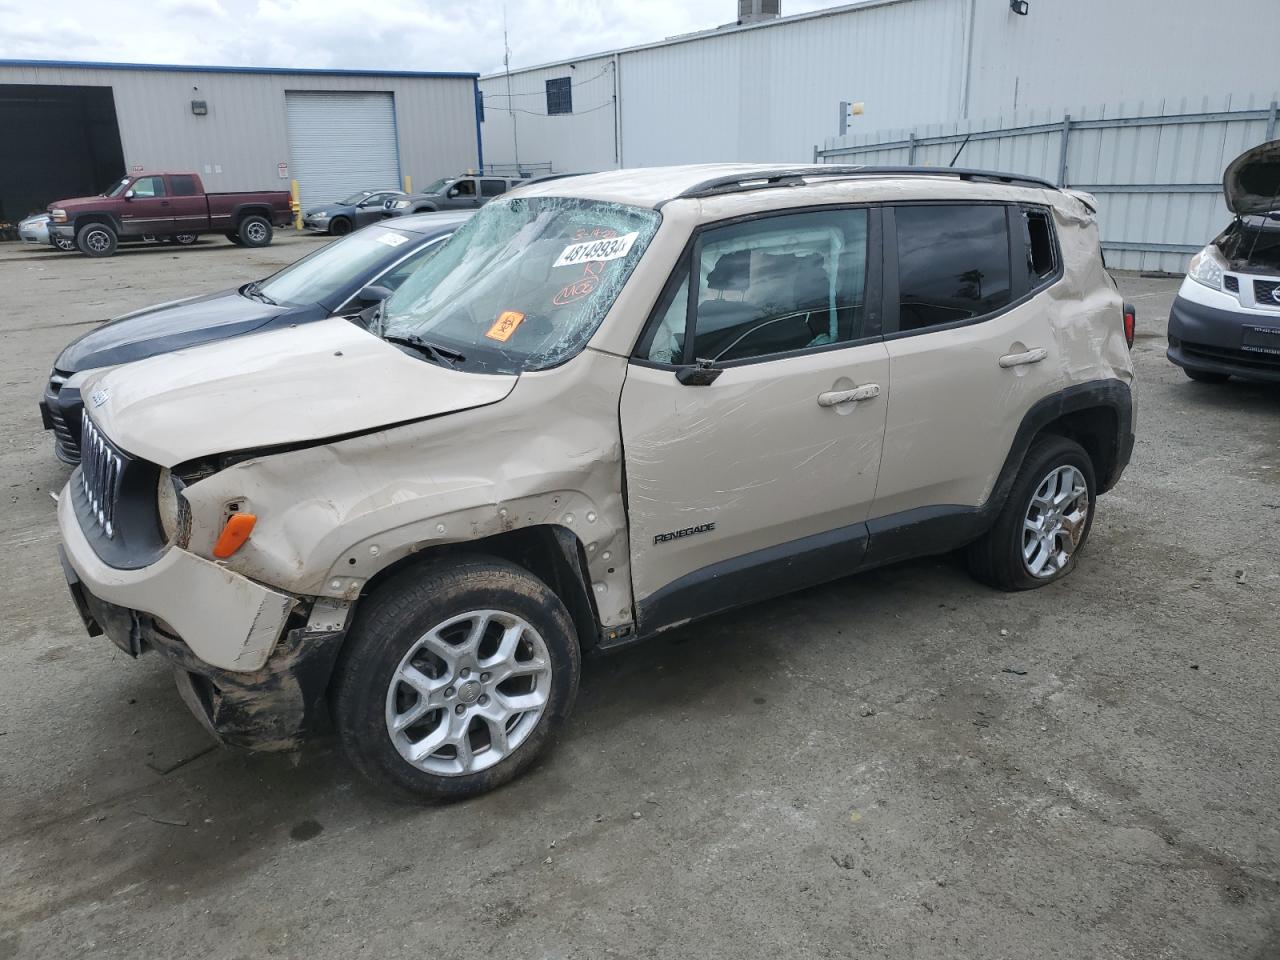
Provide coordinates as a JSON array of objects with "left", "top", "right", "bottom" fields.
[{"left": 212, "top": 513, "right": 256, "bottom": 558}]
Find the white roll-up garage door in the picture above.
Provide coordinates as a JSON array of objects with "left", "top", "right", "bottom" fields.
[{"left": 285, "top": 91, "right": 401, "bottom": 207}]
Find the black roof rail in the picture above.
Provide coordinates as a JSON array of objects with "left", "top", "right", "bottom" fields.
[{"left": 670, "top": 165, "right": 1058, "bottom": 203}]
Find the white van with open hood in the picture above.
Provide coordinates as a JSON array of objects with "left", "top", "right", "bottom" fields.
[{"left": 1168, "top": 139, "right": 1280, "bottom": 383}]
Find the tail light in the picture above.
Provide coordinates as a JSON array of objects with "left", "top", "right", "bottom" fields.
[{"left": 1122, "top": 302, "right": 1136, "bottom": 349}]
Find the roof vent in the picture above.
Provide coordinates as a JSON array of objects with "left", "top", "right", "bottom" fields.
[{"left": 738, "top": 0, "right": 780, "bottom": 24}]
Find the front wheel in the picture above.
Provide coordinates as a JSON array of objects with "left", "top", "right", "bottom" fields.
[
  {"left": 328, "top": 216, "right": 352, "bottom": 236},
  {"left": 237, "top": 215, "right": 273, "bottom": 247},
  {"left": 966, "top": 435, "right": 1096, "bottom": 591},
  {"left": 171, "top": 233, "right": 199, "bottom": 245},
  {"left": 76, "top": 223, "right": 117, "bottom": 258},
  {"left": 331, "top": 557, "right": 580, "bottom": 801}
]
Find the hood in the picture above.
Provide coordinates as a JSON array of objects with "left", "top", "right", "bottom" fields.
[
  {"left": 56, "top": 288, "right": 295, "bottom": 373},
  {"left": 84, "top": 316, "right": 518, "bottom": 467},
  {"left": 49, "top": 194, "right": 113, "bottom": 213},
  {"left": 1223, "top": 140, "right": 1280, "bottom": 215}
]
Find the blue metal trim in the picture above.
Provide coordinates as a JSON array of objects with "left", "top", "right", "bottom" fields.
[
  {"left": 0, "top": 58, "right": 478, "bottom": 79},
  {"left": 473, "top": 78, "right": 484, "bottom": 172}
]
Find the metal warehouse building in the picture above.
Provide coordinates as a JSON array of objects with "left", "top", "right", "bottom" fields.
[
  {"left": 0, "top": 60, "right": 484, "bottom": 221},
  {"left": 479, "top": 0, "right": 1279, "bottom": 269}
]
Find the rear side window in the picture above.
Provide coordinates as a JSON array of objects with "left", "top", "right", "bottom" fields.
[
  {"left": 1024, "top": 206, "right": 1057, "bottom": 285},
  {"left": 894, "top": 204, "right": 1011, "bottom": 332},
  {"left": 646, "top": 208, "right": 870, "bottom": 365},
  {"left": 481, "top": 179, "right": 507, "bottom": 198},
  {"left": 170, "top": 175, "right": 199, "bottom": 197}
]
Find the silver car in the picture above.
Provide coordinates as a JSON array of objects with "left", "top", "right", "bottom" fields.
[{"left": 18, "top": 213, "right": 75, "bottom": 251}]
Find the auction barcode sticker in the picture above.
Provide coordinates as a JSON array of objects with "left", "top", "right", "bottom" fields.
[{"left": 554, "top": 231, "right": 639, "bottom": 268}]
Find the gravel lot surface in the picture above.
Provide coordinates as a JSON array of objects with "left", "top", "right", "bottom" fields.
[{"left": 0, "top": 237, "right": 1276, "bottom": 959}]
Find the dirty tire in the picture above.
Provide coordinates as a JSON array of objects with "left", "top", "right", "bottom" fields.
[
  {"left": 966, "top": 434, "right": 1096, "bottom": 591},
  {"left": 237, "top": 215, "right": 273, "bottom": 247},
  {"left": 331, "top": 556, "right": 580, "bottom": 801},
  {"left": 225, "top": 231, "right": 243, "bottom": 245},
  {"left": 76, "top": 223, "right": 117, "bottom": 258},
  {"left": 328, "top": 216, "right": 352, "bottom": 236},
  {"left": 1183, "top": 367, "right": 1229, "bottom": 384}
]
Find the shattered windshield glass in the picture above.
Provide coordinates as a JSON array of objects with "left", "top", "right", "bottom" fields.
[{"left": 381, "top": 196, "right": 661, "bottom": 374}]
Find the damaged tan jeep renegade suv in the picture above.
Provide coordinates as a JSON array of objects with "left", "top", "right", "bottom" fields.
[{"left": 57, "top": 165, "right": 1135, "bottom": 799}]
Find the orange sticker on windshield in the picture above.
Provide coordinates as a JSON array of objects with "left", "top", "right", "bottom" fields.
[{"left": 486, "top": 310, "right": 525, "bottom": 342}]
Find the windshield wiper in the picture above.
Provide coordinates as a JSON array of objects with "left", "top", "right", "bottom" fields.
[
  {"left": 383, "top": 333, "right": 465, "bottom": 369},
  {"left": 243, "top": 280, "right": 278, "bottom": 305}
]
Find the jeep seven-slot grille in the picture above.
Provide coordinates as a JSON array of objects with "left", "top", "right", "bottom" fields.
[{"left": 79, "top": 412, "right": 123, "bottom": 538}]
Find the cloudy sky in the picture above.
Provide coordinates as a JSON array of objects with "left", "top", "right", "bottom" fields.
[{"left": 1, "top": 0, "right": 851, "bottom": 76}]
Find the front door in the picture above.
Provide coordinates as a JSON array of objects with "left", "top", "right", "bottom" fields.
[
  {"left": 443, "top": 179, "right": 480, "bottom": 209},
  {"left": 118, "top": 176, "right": 172, "bottom": 237},
  {"left": 354, "top": 192, "right": 393, "bottom": 227},
  {"left": 620, "top": 206, "right": 889, "bottom": 632}
]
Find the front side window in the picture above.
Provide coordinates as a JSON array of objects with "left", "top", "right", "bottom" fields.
[
  {"left": 382, "top": 196, "right": 661, "bottom": 374},
  {"left": 546, "top": 77, "right": 572, "bottom": 115},
  {"left": 376, "top": 238, "right": 448, "bottom": 291},
  {"left": 170, "top": 175, "right": 199, "bottom": 197},
  {"left": 481, "top": 179, "right": 507, "bottom": 198},
  {"left": 130, "top": 176, "right": 165, "bottom": 199},
  {"left": 646, "top": 208, "right": 869, "bottom": 365},
  {"left": 452, "top": 179, "right": 477, "bottom": 197},
  {"left": 894, "top": 204, "right": 1011, "bottom": 332}
]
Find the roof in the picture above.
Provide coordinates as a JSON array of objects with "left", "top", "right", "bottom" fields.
[
  {"left": 509, "top": 163, "right": 1062, "bottom": 210},
  {"left": 0, "top": 58, "right": 478, "bottom": 80},
  {"left": 479, "top": 0, "right": 913, "bottom": 79},
  {"left": 387, "top": 210, "right": 475, "bottom": 233}
]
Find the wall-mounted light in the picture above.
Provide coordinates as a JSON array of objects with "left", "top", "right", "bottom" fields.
[
  {"left": 191, "top": 100, "right": 208, "bottom": 116},
  {"left": 1010, "top": 0, "right": 1029, "bottom": 14}
]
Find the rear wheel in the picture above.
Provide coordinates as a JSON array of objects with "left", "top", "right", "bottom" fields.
[
  {"left": 329, "top": 216, "right": 352, "bottom": 236},
  {"left": 1183, "top": 367, "right": 1229, "bottom": 384},
  {"left": 75, "top": 223, "right": 117, "bottom": 258},
  {"left": 966, "top": 435, "right": 1096, "bottom": 591},
  {"left": 237, "top": 215, "right": 273, "bottom": 247},
  {"left": 332, "top": 557, "right": 580, "bottom": 801}
]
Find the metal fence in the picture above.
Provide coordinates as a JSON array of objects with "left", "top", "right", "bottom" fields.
[{"left": 815, "top": 94, "right": 1280, "bottom": 273}]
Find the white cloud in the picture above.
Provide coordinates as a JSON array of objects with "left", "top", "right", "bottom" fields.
[{"left": 0, "top": 0, "right": 852, "bottom": 74}]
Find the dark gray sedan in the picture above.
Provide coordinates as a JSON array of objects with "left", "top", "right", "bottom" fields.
[
  {"left": 303, "top": 189, "right": 407, "bottom": 235},
  {"left": 40, "top": 211, "right": 470, "bottom": 463}
]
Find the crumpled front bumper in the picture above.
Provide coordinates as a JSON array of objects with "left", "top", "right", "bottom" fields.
[{"left": 58, "top": 484, "right": 349, "bottom": 748}]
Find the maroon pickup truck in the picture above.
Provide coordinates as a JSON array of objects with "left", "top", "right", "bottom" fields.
[{"left": 47, "top": 172, "right": 293, "bottom": 257}]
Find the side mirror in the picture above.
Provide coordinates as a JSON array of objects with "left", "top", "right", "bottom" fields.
[
  {"left": 124, "top": 189, "right": 135, "bottom": 200},
  {"left": 675, "top": 360, "right": 722, "bottom": 386},
  {"left": 357, "top": 284, "right": 394, "bottom": 303}
]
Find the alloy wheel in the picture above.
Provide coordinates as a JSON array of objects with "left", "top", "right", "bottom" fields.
[
  {"left": 385, "top": 610, "right": 552, "bottom": 776},
  {"left": 1021, "top": 464, "right": 1090, "bottom": 578}
]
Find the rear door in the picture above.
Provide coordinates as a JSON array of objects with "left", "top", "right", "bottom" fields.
[
  {"left": 868, "top": 202, "right": 1064, "bottom": 534},
  {"left": 480, "top": 179, "right": 509, "bottom": 204},
  {"left": 166, "top": 174, "right": 209, "bottom": 233},
  {"left": 118, "top": 176, "right": 172, "bottom": 237},
  {"left": 620, "top": 206, "right": 889, "bottom": 630}
]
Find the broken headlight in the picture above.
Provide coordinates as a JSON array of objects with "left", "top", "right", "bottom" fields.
[
  {"left": 1187, "top": 245, "right": 1226, "bottom": 291},
  {"left": 157, "top": 468, "right": 191, "bottom": 547}
]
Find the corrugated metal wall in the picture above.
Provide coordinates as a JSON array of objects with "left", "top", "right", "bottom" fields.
[
  {"left": 479, "top": 55, "right": 619, "bottom": 175},
  {"left": 478, "top": 0, "right": 1280, "bottom": 185},
  {"left": 817, "top": 93, "right": 1280, "bottom": 272},
  {"left": 0, "top": 63, "right": 479, "bottom": 198}
]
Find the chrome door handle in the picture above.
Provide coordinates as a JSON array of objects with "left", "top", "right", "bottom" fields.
[
  {"left": 817, "top": 383, "right": 880, "bottom": 407},
  {"left": 998, "top": 348, "right": 1047, "bottom": 368}
]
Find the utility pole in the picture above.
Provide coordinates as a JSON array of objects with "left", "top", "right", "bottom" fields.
[{"left": 503, "top": 6, "right": 520, "bottom": 174}]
